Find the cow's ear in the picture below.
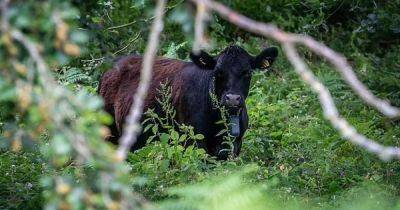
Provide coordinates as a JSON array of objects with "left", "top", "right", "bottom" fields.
[
  {"left": 252, "top": 47, "right": 278, "bottom": 70},
  {"left": 190, "top": 50, "right": 216, "bottom": 70}
]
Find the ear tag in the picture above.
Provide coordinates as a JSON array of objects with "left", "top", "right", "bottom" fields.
[
  {"left": 199, "top": 58, "right": 206, "bottom": 65},
  {"left": 261, "top": 60, "right": 270, "bottom": 69},
  {"left": 229, "top": 115, "right": 240, "bottom": 137}
]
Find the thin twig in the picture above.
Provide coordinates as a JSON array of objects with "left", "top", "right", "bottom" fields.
[
  {"left": 107, "top": 20, "right": 137, "bottom": 30},
  {"left": 116, "top": 0, "right": 167, "bottom": 160},
  {"left": 112, "top": 31, "right": 141, "bottom": 56}
]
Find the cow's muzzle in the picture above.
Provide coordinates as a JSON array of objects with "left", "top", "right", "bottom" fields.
[{"left": 222, "top": 94, "right": 243, "bottom": 108}]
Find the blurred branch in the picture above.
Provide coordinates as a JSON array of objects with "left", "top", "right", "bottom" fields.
[
  {"left": 6, "top": 8, "right": 97, "bottom": 160},
  {"left": 191, "top": 0, "right": 400, "bottom": 160},
  {"left": 1, "top": 0, "right": 10, "bottom": 32},
  {"left": 10, "top": 27, "right": 94, "bottom": 162},
  {"left": 117, "top": 0, "right": 167, "bottom": 160},
  {"left": 296, "top": 36, "right": 400, "bottom": 118},
  {"left": 2, "top": 0, "right": 93, "bottom": 162},
  {"left": 2, "top": 2, "right": 152, "bottom": 208},
  {"left": 284, "top": 43, "right": 400, "bottom": 160},
  {"left": 10, "top": 30, "right": 51, "bottom": 82},
  {"left": 192, "top": 0, "right": 208, "bottom": 54}
]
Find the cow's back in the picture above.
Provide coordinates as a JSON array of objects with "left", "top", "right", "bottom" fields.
[{"left": 99, "top": 55, "right": 189, "bottom": 133}]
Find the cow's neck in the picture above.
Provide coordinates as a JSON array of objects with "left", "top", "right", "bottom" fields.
[
  {"left": 208, "top": 76, "right": 241, "bottom": 137},
  {"left": 204, "top": 75, "right": 241, "bottom": 137},
  {"left": 176, "top": 67, "right": 240, "bottom": 138}
]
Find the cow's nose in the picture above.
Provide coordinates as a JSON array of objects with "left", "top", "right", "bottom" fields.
[{"left": 225, "top": 94, "right": 241, "bottom": 107}]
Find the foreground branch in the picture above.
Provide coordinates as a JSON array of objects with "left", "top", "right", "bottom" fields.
[
  {"left": 191, "top": 0, "right": 400, "bottom": 160},
  {"left": 116, "top": 0, "right": 167, "bottom": 160},
  {"left": 284, "top": 43, "right": 400, "bottom": 160},
  {"left": 2, "top": 1, "right": 153, "bottom": 208},
  {"left": 192, "top": 0, "right": 208, "bottom": 54},
  {"left": 0, "top": 0, "right": 10, "bottom": 32}
]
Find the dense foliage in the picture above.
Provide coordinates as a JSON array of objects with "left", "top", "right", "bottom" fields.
[{"left": 1, "top": 0, "right": 400, "bottom": 209}]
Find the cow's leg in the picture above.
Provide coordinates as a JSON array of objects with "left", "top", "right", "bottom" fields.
[
  {"left": 115, "top": 114, "right": 148, "bottom": 152},
  {"left": 130, "top": 132, "right": 148, "bottom": 151}
]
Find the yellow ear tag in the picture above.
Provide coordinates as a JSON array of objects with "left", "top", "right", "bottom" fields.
[
  {"left": 199, "top": 58, "right": 206, "bottom": 65},
  {"left": 261, "top": 60, "right": 270, "bottom": 68}
]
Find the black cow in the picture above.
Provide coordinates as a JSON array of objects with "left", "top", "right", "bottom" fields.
[{"left": 98, "top": 45, "right": 278, "bottom": 160}]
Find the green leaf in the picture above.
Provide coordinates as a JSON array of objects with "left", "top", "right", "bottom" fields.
[
  {"left": 160, "top": 133, "right": 170, "bottom": 144},
  {"left": 215, "top": 129, "right": 227, "bottom": 137},
  {"left": 171, "top": 130, "right": 179, "bottom": 141},
  {"left": 0, "top": 86, "right": 16, "bottom": 101},
  {"left": 143, "top": 124, "right": 153, "bottom": 133},
  {"left": 178, "top": 134, "right": 187, "bottom": 143},
  {"left": 152, "top": 124, "right": 159, "bottom": 134},
  {"left": 160, "top": 159, "right": 170, "bottom": 171}
]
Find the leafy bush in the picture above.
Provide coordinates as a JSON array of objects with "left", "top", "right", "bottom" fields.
[
  {"left": 0, "top": 151, "right": 44, "bottom": 209},
  {"left": 160, "top": 169, "right": 400, "bottom": 210},
  {"left": 128, "top": 82, "right": 210, "bottom": 199}
]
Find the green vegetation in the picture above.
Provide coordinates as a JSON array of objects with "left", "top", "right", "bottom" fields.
[{"left": 1, "top": 0, "right": 400, "bottom": 209}]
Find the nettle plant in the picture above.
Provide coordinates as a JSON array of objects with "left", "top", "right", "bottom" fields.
[
  {"left": 209, "top": 90, "right": 237, "bottom": 159},
  {"left": 130, "top": 82, "right": 209, "bottom": 171}
]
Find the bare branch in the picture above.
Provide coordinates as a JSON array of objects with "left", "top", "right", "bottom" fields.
[
  {"left": 116, "top": 0, "right": 167, "bottom": 161},
  {"left": 296, "top": 36, "right": 400, "bottom": 118},
  {"left": 1, "top": 0, "right": 10, "bottom": 32},
  {"left": 284, "top": 43, "right": 400, "bottom": 160},
  {"left": 190, "top": 0, "right": 400, "bottom": 160},
  {"left": 190, "top": 0, "right": 400, "bottom": 119},
  {"left": 193, "top": 0, "right": 209, "bottom": 54},
  {"left": 10, "top": 30, "right": 49, "bottom": 80}
]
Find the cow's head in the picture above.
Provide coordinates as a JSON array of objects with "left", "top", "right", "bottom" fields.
[{"left": 190, "top": 45, "right": 278, "bottom": 112}]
